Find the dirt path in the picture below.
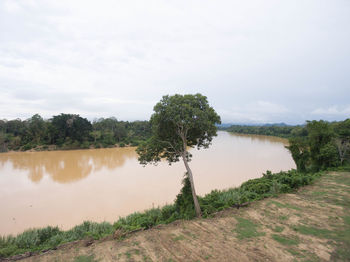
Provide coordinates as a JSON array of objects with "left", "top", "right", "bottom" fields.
[{"left": 19, "top": 172, "right": 350, "bottom": 262}]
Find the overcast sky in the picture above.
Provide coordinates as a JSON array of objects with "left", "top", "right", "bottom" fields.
[{"left": 0, "top": 0, "right": 349, "bottom": 124}]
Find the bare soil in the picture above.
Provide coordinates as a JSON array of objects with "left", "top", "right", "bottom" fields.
[{"left": 13, "top": 172, "right": 350, "bottom": 261}]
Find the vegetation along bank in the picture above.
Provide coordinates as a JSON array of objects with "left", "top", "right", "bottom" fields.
[{"left": 0, "top": 114, "right": 151, "bottom": 152}]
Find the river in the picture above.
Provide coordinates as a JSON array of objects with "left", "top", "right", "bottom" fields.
[{"left": 0, "top": 131, "right": 295, "bottom": 236}]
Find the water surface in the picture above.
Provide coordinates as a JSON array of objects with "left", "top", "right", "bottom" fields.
[{"left": 0, "top": 132, "right": 295, "bottom": 235}]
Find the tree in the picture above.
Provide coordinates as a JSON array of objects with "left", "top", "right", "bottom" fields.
[
  {"left": 334, "top": 119, "right": 350, "bottom": 165},
  {"left": 26, "top": 114, "right": 46, "bottom": 145},
  {"left": 0, "top": 132, "right": 7, "bottom": 152},
  {"left": 306, "top": 120, "right": 337, "bottom": 170},
  {"left": 51, "top": 114, "right": 92, "bottom": 144},
  {"left": 286, "top": 137, "right": 310, "bottom": 172},
  {"left": 136, "top": 94, "right": 221, "bottom": 217}
]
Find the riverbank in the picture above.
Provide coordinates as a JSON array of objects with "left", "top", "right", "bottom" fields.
[
  {"left": 2, "top": 142, "right": 136, "bottom": 154},
  {"left": 2, "top": 171, "right": 348, "bottom": 261},
  {"left": 0, "top": 171, "right": 349, "bottom": 256}
]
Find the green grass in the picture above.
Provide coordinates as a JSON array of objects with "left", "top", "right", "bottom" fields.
[
  {"left": 278, "top": 215, "right": 289, "bottom": 221},
  {"left": 333, "top": 174, "right": 350, "bottom": 186},
  {"left": 232, "top": 217, "right": 265, "bottom": 239},
  {"left": 330, "top": 216, "right": 350, "bottom": 261},
  {"left": 73, "top": 255, "right": 98, "bottom": 262},
  {"left": 272, "top": 226, "right": 285, "bottom": 233},
  {"left": 0, "top": 222, "right": 114, "bottom": 258},
  {"left": 172, "top": 234, "right": 185, "bottom": 241},
  {"left": 271, "top": 234, "right": 299, "bottom": 246},
  {"left": 268, "top": 201, "right": 302, "bottom": 211},
  {"left": 311, "top": 191, "right": 327, "bottom": 197},
  {"left": 125, "top": 251, "right": 131, "bottom": 258},
  {"left": 292, "top": 225, "right": 333, "bottom": 238},
  {"left": 286, "top": 248, "right": 304, "bottom": 257}
]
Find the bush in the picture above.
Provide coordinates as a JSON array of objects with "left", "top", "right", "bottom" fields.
[
  {"left": 64, "top": 221, "right": 113, "bottom": 241},
  {"left": 241, "top": 178, "right": 272, "bottom": 196},
  {"left": 130, "top": 140, "right": 139, "bottom": 146},
  {"left": 21, "top": 143, "right": 33, "bottom": 151},
  {"left": 174, "top": 175, "right": 196, "bottom": 219},
  {"left": 81, "top": 141, "right": 90, "bottom": 149}
]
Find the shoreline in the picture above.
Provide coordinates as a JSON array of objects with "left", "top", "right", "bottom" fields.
[
  {"left": 1, "top": 171, "right": 349, "bottom": 261},
  {"left": 0, "top": 169, "right": 327, "bottom": 258},
  {"left": 1, "top": 143, "right": 137, "bottom": 154},
  {"left": 1, "top": 131, "right": 288, "bottom": 154}
]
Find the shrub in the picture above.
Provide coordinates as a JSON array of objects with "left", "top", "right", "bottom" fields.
[
  {"left": 130, "top": 141, "right": 139, "bottom": 146},
  {"left": 174, "top": 175, "right": 196, "bottom": 219},
  {"left": 81, "top": 141, "right": 90, "bottom": 149},
  {"left": 21, "top": 143, "right": 33, "bottom": 151},
  {"left": 241, "top": 178, "right": 272, "bottom": 196}
]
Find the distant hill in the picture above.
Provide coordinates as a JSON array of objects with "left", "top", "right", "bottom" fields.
[
  {"left": 218, "top": 122, "right": 290, "bottom": 128},
  {"left": 262, "top": 122, "right": 289, "bottom": 127}
]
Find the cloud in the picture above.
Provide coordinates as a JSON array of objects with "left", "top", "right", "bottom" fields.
[
  {"left": 0, "top": 0, "right": 349, "bottom": 124},
  {"left": 2, "top": 0, "right": 21, "bottom": 13},
  {"left": 311, "top": 105, "right": 350, "bottom": 116},
  {"left": 218, "top": 101, "right": 289, "bottom": 123}
]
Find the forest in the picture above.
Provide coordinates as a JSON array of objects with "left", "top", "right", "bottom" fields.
[
  {"left": 220, "top": 124, "right": 296, "bottom": 138},
  {"left": 0, "top": 114, "right": 151, "bottom": 152}
]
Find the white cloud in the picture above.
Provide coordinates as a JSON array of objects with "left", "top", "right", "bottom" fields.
[
  {"left": 0, "top": 0, "right": 349, "bottom": 124},
  {"left": 2, "top": 0, "right": 21, "bottom": 13},
  {"left": 218, "top": 101, "right": 289, "bottom": 123},
  {"left": 311, "top": 105, "right": 350, "bottom": 116}
]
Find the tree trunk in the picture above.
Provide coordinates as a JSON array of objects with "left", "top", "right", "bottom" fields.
[{"left": 182, "top": 152, "right": 202, "bottom": 217}]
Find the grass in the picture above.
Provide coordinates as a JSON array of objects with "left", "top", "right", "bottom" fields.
[
  {"left": 125, "top": 251, "right": 131, "bottom": 259},
  {"left": 272, "top": 226, "right": 285, "bottom": 233},
  {"left": 278, "top": 215, "right": 289, "bottom": 221},
  {"left": 292, "top": 225, "right": 333, "bottom": 238},
  {"left": 73, "top": 255, "right": 98, "bottom": 262},
  {"left": 232, "top": 217, "right": 265, "bottom": 239},
  {"left": 172, "top": 234, "right": 185, "bottom": 241},
  {"left": 268, "top": 200, "right": 302, "bottom": 211},
  {"left": 271, "top": 234, "right": 299, "bottom": 246},
  {"left": 0, "top": 222, "right": 114, "bottom": 258},
  {"left": 311, "top": 191, "right": 327, "bottom": 197},
  {"left": 286, "top": 248, "right": 304, "bottom": 258},
  {"left": 333, "top": 173, "right": 350, "bottom": 186}
]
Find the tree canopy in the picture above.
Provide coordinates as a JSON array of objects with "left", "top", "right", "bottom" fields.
[
  {"left": 0, "top": 114, "right": 151, "bottom": 151},
  {"left": 137, "top": 93, "right": 221, "bottom": 217},
  {"left": 137, "top": 94, "right": 221, "bottom": 164}
]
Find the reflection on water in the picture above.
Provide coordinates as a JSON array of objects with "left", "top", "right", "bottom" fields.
[
  {"left": 0, "top": 132, "right": 295, "bottom": 235},
  {"left": 228, "top": 132, "right": 289, "bottom": 145},
  {"left": 0, "top": 147, "right": 136, "bottom": 183}
]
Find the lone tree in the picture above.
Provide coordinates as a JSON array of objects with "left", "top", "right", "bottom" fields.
[{"left": 136, "top": 94, "right": 221, "bottom": 217}]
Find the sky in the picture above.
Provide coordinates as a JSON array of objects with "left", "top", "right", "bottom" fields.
[{"left": 0, "top": 0, "right": 349, "bottom": 125}]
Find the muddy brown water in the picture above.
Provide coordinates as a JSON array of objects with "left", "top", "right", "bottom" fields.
[{"left": 0, "top": 132, "right": 295, "bottom": 236}]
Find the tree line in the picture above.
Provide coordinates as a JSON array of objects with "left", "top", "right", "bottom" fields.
[
  {"left": 0, "top": 114, "right": 151, "bottom": 152},
  {"left": 220, "top": 124, "right": 297, "bottom": 138},
  {"left": 223, "top": 119, "right": 350, "bottom": 171},
  {"left": 287, "top": 119, "right": 350, "bottom": 171}
]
